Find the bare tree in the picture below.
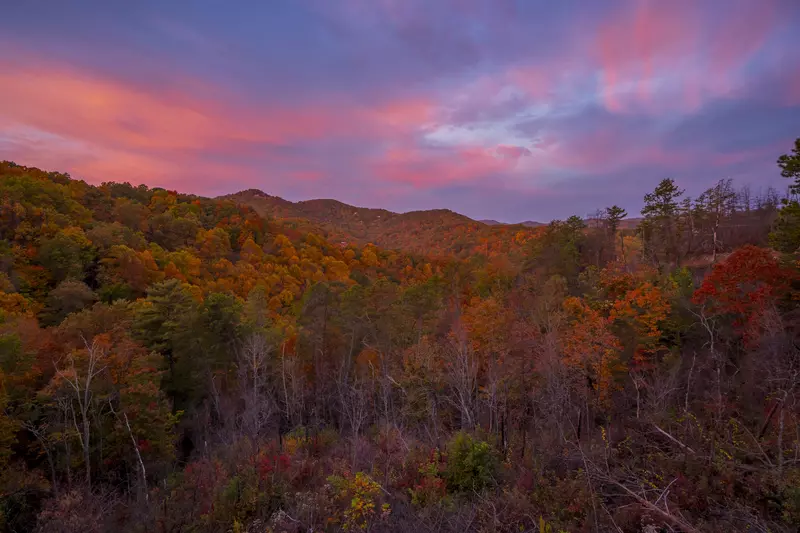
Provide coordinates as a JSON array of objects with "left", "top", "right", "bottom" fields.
[
  {"left": 56, "top": 396, "right": 74, "bottom": 490},
  {"left": 107, "top": 399, "right": 148, "bottom": 502},
  {"left": 480, "top": 352, "right": 504, "bottom": 440},
  {"left": 336, "top": 360, "right": 372, "bottom": 468},
  {"left": 279, "top": 340, "right": 304, "bottom": 430},
  {"left": 55, "top": 335, "right": 109, "bottom": 490},
  {"left": 692, "top": 305, "right": 726, "bottom": 419},
  {"left": 338, "top": 374, "right": 371, "bottom": 440},
  {"left": 445, "top": 320, "right": 478, "bottom": 430},
  {"left": 699, "top": 178, "right": 736, "bottom": 262},
  {"left": 236, "top": 332, "right": 276, "bottom": 439},
  {"left": 737, "top": 184, "right": 752, "bottom": 213},
  {"left": 754, "top": 306, "right": 800, "bottom": 475},
  {"left": 22, "top": 420, "right": 59, "bottom": 497}
]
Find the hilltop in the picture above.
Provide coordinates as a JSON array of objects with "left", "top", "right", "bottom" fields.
[
  {"left": 480, "top": 219, "right": 546, "bottom": 228},
  {"left": 226, "top": 190, "right": 648, "bottom": 258},
  {"left": 482, "top": 218, "right": 644, "bottom": 230},
  {"left": 224, "top": 189, "right": 542, "bottom": 259}
]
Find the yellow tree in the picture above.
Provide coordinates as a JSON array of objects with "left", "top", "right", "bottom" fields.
[
  {"left": 561, "top": 296, "right": 622, "bottom": 408},
  {"left": 609, "top": 282, "right": 671, "bottom": 419},
  {"left": 462, "top": 296, "right": 512, "bottom": 435},
  {"left": 610, "top": 282, "right": 670, "bottom": 365}
]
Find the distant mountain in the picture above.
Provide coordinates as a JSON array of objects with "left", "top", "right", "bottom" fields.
[
  {"left": 224, "top": 190, "right": 540, "bottom": 258},
  {"left": 481, "top": 219, "right": 546, "bottom": 228},
  {"left": 618, "top": 217, "right": 643, "bottom": 230},
  {"left": 485, "top": 217, "right": 642, "bottom": 230}
]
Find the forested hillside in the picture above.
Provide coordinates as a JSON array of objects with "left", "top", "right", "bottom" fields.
[
  {"left": 226, "top": 189, "right": 540, "bottom": 259},
  {"left": 0, "top": 138, "right": 799, "bottom": 532}
]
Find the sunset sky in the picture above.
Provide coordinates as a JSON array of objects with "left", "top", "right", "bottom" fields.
[{"left": 1, "top": 0, "right": 799, "bottom": 222}]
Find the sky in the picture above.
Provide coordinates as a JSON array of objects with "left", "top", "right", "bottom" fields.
[{"left": 1, "top": 0, "right": 799, "bottom": 223}]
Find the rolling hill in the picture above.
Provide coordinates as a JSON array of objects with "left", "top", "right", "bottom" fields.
[
  {"left": 480, "top": 219, "right": 545, "bottom": 228},
  {"left": 223, "top": 189, "right": 542, "bottom": 258},
  {"left": 482, "top": 218, "right": 643, "bottom": 229},
  {"left": 226, "top": 190, "right": 647, "bottom": 258}
]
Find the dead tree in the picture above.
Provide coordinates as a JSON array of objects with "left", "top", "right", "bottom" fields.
[
  {"left": 236, "top": 332, "right": 276, "bottom": 439},
  {"left": 55, "top": 335, "right": 109, "bottom": 490}
]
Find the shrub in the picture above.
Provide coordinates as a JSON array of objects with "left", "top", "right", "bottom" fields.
[
  {"left": 327, "top": 471, "right": 391, "bottom": 531},
  {"left": 782, "top": 469, "right": 800, "bottom": 527},
  {"left": 409, "top": 448, "right": 447, "bottom": 507},
  {"left": 444, "top": 432, "right": 497, "bottom": 493}
]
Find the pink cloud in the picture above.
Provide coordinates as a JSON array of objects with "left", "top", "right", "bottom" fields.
[
  {"left": 595, "top": 0, "right": 703, "bottom": 113},
  {"left": 0, "top": 51, "right": 446, "bottom": 191},
  {"left": 495, "top": 145, "right": 531, "bottom": 160},
  {"left": 371, "top": 144, "right": 526, "bottom": 188},
  {"left": 0, "top": 59, "right": 344, "bottom": 154},
  {"left": 707, "top": 0, "right": 777, "bottom": 78},
  {"left": 364, "top": 98, "right": 438, "bottom": 128},
  {"left": 0, "top": 51, "right": 443, "bottom": 151},
  {"left": 1, "top": 1, "right": 793, "bottom": 213},
  {"left": 591, "top": 0, "right": 785, "bottom": 115},
  {"left": 449, "top": 1, "right": 788, "bottom": 121}
]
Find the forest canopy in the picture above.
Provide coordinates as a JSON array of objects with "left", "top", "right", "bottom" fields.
[{"left": 0, "top": 139, "right": 799, "bottom": 532}]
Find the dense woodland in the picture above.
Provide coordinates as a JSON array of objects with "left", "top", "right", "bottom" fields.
[
  {"left": 0, "top": 138, "right": 799, "bottom": 532},
  {"left": 227, "top": 189, "right": 541, "bottom": 260}
]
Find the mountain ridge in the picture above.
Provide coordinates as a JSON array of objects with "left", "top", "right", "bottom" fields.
[
  {"left": 480, "top": 219, "right": 546, "bottom": 227},
  {"left": 227, "top": 189, "right": 476, "bottom": 223},
  {"left": 221, "top": 189, "right": 542, "bottom": 258},
  {"left": 230, "top": 189, "right": 641, "bottom": 230}
]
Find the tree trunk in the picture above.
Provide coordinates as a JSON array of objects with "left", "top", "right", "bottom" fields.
[
  {"left": 81, "top": 407, "right": 91, "bottom": 489},
  {"left": 778, "top": 399, "right": 786, "bottom": 475}
]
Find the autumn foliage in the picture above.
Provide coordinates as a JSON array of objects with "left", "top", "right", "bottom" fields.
[
  {"left": 0, "top": 142, "right": 799, "bottom": 533},
  {"left": 693, "top": 245, "right": 796, "bottom": 340}
]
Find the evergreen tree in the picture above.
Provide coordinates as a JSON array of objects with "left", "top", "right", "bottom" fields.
[{"left": 641, "top": 178, "right": 684, "bottom": 265}]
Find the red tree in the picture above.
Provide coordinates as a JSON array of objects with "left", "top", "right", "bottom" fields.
[{"left": 692, "top": 245, "right": 796, "bottom": 342}]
